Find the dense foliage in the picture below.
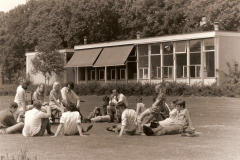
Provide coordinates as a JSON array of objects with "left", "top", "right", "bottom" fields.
[{"left": 0, "top": 0, "right": 239, "bottom": 83}]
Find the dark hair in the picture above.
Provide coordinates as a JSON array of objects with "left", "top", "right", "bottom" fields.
[
  {"left": 112, "top": 89, "right": 118, "bottom": 93},
  {"left": 116, "top": 102, "right": 126, "bottom": 109},
  {"left": 176, "top": 101, "right": 185, "bottom": 108},
  {"left": 9, "top": 102, "right": 18, "bottom": 109},
  {"left": 172, "top": 99, "right": 179, "bottom": 104},
  {"left": 66, "top": 82, "right": 74, "bottom": 90},
  {"left": 66, "top": 101, "right": 76, "bottom": 112},
  {"left": 103, "top": 95, "right": 110, "bottom": 102},
  {"left": 95, "top": 107, "right": 101, "bottom": 112},
  {"left": 33, "top": 100, "right": 42, "bottom": 109}
]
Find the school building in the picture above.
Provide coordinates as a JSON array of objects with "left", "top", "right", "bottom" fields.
[{"left": 26, "top": 30, "right": 240, "bottom": 86}]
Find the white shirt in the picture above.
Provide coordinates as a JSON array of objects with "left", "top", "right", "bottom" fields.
[
  {"left": 121, "top": 109, "right": 137, "bottom": 131},
  {"left": 159, "top": 109, "right": 178, "bottom": 127},
  {"left": 117, "top": 94, "right": 128, "bottom": 107},
  {"left": 22, "top": 108, "right": 50, "bottom": 137},
  {"left": 60, "top": 111, "right": 81, "bottom": 135},
  {"left": 61, "top": 87, "right": 79, "bottom": 104},
  {"left": 14, "top": 85, "right": 26, "bottom": 109}
]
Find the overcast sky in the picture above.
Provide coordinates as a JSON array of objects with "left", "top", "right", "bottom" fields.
[{"left": 0, "top": 0, "right": 27, "bottom": 12}]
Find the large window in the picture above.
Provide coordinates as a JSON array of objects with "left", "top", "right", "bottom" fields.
[
  {"left": 91, "top": 70, "right": 95, "bottom": 80},
  {"left": 138, "top": 45, "right": 149, "bottom": 79},
  {"left": 78, "top": 67, "right": 85, "bottom": 81},
  {"left": 204, "top": 38, "right": 215, "bottom": 77},
  {"left": 163, "top": 42, "right": 173, "bottom": 79},
  {"left": 120, "top": 69, "right": 126, "bottom": 80},
  {"left": 111, "top": 69, "right": 116, "bottom": 80},
  {"left": 151, "top": 43, "right": 161, "bottom": 79},
  {"left": 176, "top": 41, "right": 187, "bottom": 78},
  {"left": 99, "top": 69, "right": 105, "bottom": 80},
  {"left": 190, "top": 40, "right": 201, "bottom": 78},
  {"left": 128, "top": 62, "right": 137, "bottom": 80}
]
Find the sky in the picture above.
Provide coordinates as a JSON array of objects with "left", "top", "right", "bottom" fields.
[{"left": 0, "top": 0, "right": 27, "bottom": 12}]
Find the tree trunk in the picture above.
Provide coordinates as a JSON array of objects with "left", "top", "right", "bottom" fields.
[{"left": 44, "top": 74, "right": 47, "bottom": 102}]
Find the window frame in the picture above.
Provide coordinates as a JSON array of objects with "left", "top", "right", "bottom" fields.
[
  {"left": 91, "top": 70, "right": 95, "bottom": 80},
  {"left": 98, "top": 69, "right": 105, "bottom": 80},
  {"left": 120, "top": 68, "right": 126, "bottom": 80}
]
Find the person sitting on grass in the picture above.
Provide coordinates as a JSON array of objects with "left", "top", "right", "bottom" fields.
[
  {"left": 23, "top": 100, "right": 53, "bottom": 137},
  {"left": 143, "top": 100, "right": 199, "bottom": 137},
  {"left": 102, "top": 95, "right": 109, "bottom": 115},
  {"left": 89, "top": 107, "right": 111, "bottom": 123},
  {"left": 49, "top": 81, "right": 65, "bottom": 120},
  {"left": 0, "top": 102, "right": 24, "bottom": 134},
  {"left": 107, "top": 102, "right": 138, "bottom": 137},
  {"left": 52, "top": 101, "right": 93, "bottom": 137}
]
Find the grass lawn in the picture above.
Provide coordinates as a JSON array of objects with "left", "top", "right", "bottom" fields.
[{"left": 1, "top": 95, "right": 240, "bottom": 160}]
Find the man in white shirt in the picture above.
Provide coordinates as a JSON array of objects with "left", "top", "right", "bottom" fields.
[
  {"left": 23, "top": 100, "right": 53, "bottom": 137},
  {"left": 61, "top": 82, "right": 81, "bottom": 109},
  {"left": 14, "top": 79, "right": 27, "bottom": 122},
  {"left": 53, "top": 102, "right": 93, "bottom": 137},
  {"left": 107, "top": 89, "right": 129, "bottom": 123}
]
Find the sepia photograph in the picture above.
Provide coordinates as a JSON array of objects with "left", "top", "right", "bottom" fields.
[{"left": 0, "top": 0, "right": 240, "bottom": 159}]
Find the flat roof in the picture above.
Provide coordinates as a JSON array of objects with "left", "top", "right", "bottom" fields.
[{"left": 75, "top": 31, "right": 240, "bottom": 50}]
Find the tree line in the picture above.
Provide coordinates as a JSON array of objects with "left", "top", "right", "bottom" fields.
[{"left": 0, "top": 0, "right": 239, "bottom": 83}]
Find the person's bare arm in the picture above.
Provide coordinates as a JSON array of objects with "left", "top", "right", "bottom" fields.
[
  {"left": 117, "top": 125, "right": 125, "bottom": 137},
  {"left": 52, "top": 124, "right": 63, "bottom": 137},
  {"left": 77, "top": 123, "right": 86, "bottom": 137}
]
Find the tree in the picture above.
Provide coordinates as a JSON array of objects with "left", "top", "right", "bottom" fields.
[{"left": 31, "top": 38, "right": 65, "bottom": 97}]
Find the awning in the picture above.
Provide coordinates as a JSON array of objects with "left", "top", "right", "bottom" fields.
[
  {"left": 65, "top": 48, "right": 102, "bottom": 67},
  {"left": 93, "top": 45, "right": 134, "bottom": 67}
]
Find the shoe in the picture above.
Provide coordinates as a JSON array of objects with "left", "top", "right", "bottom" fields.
[
  {"left": 143, "top": 125, "right": 154, "bottom": 136},
  {"left": 181, "top": 131, "right": 199, "bottom": 137},
  {"left": 106, "top": 127, "right": 113, "bottom": 131},
  {"left": 47, "top": 132, "right": 55, "bottom": 135},
  {"left": 84, "top": 124, "right": 93, "bottom": 132},
  {"left": 0, "top": 129, "right": 6, "bottom": 134}
]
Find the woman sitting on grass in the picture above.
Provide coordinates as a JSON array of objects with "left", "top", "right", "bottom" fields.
[
  {"left": 49, "top": 81, "right": 65, "bottom": 116},
  {"left": 53, "top": 101, "right": 93, "bottom": 137},
  {"left": 88, "top": 107, "right": 110, "bottom": 123},
  {"left": 143, "top": 100, "right": 199, "bottom": 137}
]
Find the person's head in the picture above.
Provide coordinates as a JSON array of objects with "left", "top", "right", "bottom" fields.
[
  {"left": 21, "top": 81, "right": 28, "bottom": 90},
  {"left": 112, "top": 89, "right": 119, "bottom": 96},
  {"left": 53, "top": 81, "right": 61, "bottom": 91},
  {"left": 170, "top": 99, "right": 179, "bottom": 109},
  {"left": 94, "top": 107, "right": 101, "bottom": 114},
  {"left": 66, "top": 101, "right": 76, "bottom": 112},
  {"left": 103, "top": 95, "right": 110, "bottom": 102},
  {"left": 155, "top": 83, "right": 164, "bottom": 94},
  {"left": 9, "top": 102, "right": 18, "bottom": 113},
  {"left": 66, "top": 82, "right": 74, "bottom": 92},
  {"left": 37, "top": 83, "right": 45, "bottom": 94},
  {"left": 18, "top": 77, "right": 25, "bottom": 85},
  {"left": 136, "top": 97, "right": 143, "bottom": 103},
  {"left": 175, "top": 100, "right": 185, "bottom": 111},
  {"left": 33, "top": 100, "right": 42, "bottom": 110}
]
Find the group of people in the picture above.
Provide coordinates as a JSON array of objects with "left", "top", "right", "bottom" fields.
[{"left": 0, "top": 77, "right": 199, "bottom": 138}]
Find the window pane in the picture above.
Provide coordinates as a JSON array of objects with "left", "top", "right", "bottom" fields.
[
  {"left": 190, "top": 40, "right": 201, "bottom": 52},
  {"left": 128, "top": 62, "right": 137, "bottom": 79},
  {"left": 157, "top": 68, "right": 161, "bottom": 78},
  {"left": 79, "top": 67, "right": 85, "bottom": 81},
  {"left": 139, "top": 56, "right": 149, "bottom": 67},
  {"left": 176, "top": 54, "right": 187, "bottom": 78},
  {"left": 175, "top": 41, "right": 186, "bottom": 53},
  {"left": 163, "top": 54, "right": 173, "bottom": 66},
  {"left": 163, "top": 67, "right": 168, "bottom": 78},
  {"left": 111, "top": 70, "right": 115, "bottom": 79},
  {"left": 196, "top": 66, "right": 201, "bottom": 77},
  {"left": 163, "top": 42, "right": 173, "bottom": 54},
  {"left": 144, "top": 69, "right": 148, "bottom": 79},
  {"left": 169, "top": 67, "right": 173, "bottom": 78},
  {"left": 204, "top": 38, "right": 214, "bottom": 50},
  {"left": 121, "top": 69, "right": 125, "bottom": 79},
  {"left": 151, "top": 43, "right": 160, "bottom": 54},
  {"left": 151, "top": 55, "right": 161, "bottom": 79},
  {"left": 183, "top": 66, "right": 187, "bottom": 78},
  {"left": 190, "top": 53, "right": 201, "bottom": 65},
  {"left": 206, "top": 52, "right": 215, "bottom": 77},
  {"left": 139, "top": 69, "right": 143, "bottom": 79},
  {"left": 99, "top": 70, "right": 104, "bottom": 80},
  {"left": 190, "top": 66, "right": 195, "bottom": 77},
  {"left": 138, "top": 45, "right": 148, "bottom": 56},
  {"left": 92, "top": 70, "right": 95, "bottom": 80}
]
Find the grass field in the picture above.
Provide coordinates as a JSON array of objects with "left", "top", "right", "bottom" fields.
[{"left": 1, "top": 96, "right": 240, "bottom": 160}]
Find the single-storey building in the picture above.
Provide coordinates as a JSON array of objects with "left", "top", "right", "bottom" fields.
[
  {"left": 26, "top": 30, "right": 240, "bottom": 86},
  {"left": 65, "top": 30, "right": 240, "bottom": 86}
]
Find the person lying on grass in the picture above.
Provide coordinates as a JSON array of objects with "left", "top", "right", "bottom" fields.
[
  {"left": 0, "top": 102, "right": 24, "bottom": 134},
  {"left": 107, "top": 102, "right": 139, "bottom": 137},
  {"left": 52, "top": 101, "right": 93, "bottom": 137},
  {"left": 143, "top": 100, "right": 199, "bottom": 137},
  {"left": 88, "top": 107, "right": 111, "bottom": 123}
]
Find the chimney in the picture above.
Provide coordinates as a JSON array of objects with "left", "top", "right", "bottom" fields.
[
  {"left": 84, "top": 36, "right": 87, "bottom": 44},
  {"left": 136, "top": 31, "right": 141, "bottom": 39},
  {"left": 214, "top": 22, "right": 219, "bottom": 31}
]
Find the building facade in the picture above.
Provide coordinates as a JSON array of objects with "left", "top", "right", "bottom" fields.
[{"left": 66, "top": 31, "right": 240, "bottom": 86}]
